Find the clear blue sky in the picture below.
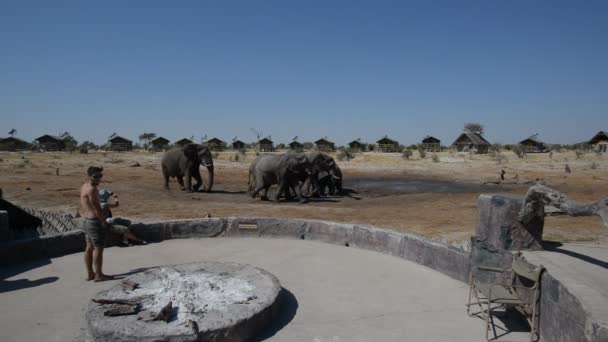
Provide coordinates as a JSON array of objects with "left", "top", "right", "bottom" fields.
[{"left": 1, "top": 0, "right": 607, "bottom": 146}]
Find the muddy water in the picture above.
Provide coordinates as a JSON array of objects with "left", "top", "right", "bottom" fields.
[{"left": 345, "top": 177, "right": 495, "bottom": 197}]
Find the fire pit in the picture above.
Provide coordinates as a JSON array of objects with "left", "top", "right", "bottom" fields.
[{"left": 86, "top": 262, "right": 281, "bottom": 342}]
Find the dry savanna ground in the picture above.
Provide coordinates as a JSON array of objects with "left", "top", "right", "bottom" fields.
[{"left": 1, "top": 149, "right": 606, "bottom": 243}]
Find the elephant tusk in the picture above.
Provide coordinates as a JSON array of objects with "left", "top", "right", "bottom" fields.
[
  {"left": 332, "top": 175, "right": 341, "bottom": 180},
  {"left": 202, "top": 163, "right": 213, "bottom": 168}
]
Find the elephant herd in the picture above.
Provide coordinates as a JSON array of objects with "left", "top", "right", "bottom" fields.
[{"left": 161, "top": 143, "right": 342, "bottom": 203}]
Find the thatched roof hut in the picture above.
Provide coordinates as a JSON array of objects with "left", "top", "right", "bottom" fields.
[
  {"left": 35, "top": 135, "right": 65, "bottom": 151},
  {"left": 206, "top": 137, "right": 226, "bottom": 151},
  {"left": 452, "top": 132, "right": 490, "bottom": 154},
  {"left": 258, "top": 138, "right": 274, "bottom": 152},
  {"left": 175, "top": 138, "right": 194, "bottom": 147},
  {"left": 315, "top": 138, "right": 335, "bottom": 152},
  {"left": 376, "top": 136, "right": 399, "bottom": 153},
  {"left": 519, "top": 134, "right": 547, "bottom": 153},
  {"left": 348, "top": 139, "right": 367, "bottom": 152},
  {"left": 232, "top": 140, "right": 246, "bottom": 150},
  {"left": 151, "top": 137, "right": 170, "bottom": 151},
  {"left": 289, "top": 141, "right": 304, "bottom": 152},
  {"left": 0, "top": 137, "right": 31, "bottom": 151},
  {"left": 589, "top": 131, "right": 608, "bottom": 153},
  {"left": 109, "top": 136, "right": 133, "bottom": 151},
  {"left": 421, "top": 136, "right": 441, "bottom": 152}
]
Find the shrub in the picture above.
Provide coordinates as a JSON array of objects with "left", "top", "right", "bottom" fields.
[
  {"left": 233, "top": 153, "right": 240, "bottom": 162},
  {"left": 402, "top": 149, "right": 413, "bottom": 160},
  {"left": 575, "top": 150, "right": 585, "bottom": 159},
  {"left": 590, "top": 162, "right": 598, "bottom": 170},
  {"left": 431, "top": 154, "right": 439, "bottom": 163},
  {"left": 417, "top": 146, "right": 426, "bottom": 159},
  {"left": 337, "top": 149, "right": 355, "bottom": 161},
  {"left": 512, "top": 145, "right": 526, "bottom": 159},
  {"left": 565, "top": 164, "right": 571, "bottom": 173}
]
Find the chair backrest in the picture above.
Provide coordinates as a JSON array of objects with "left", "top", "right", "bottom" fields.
[{"left": 511, "top": 252, "right": 545, "bottom": 283}]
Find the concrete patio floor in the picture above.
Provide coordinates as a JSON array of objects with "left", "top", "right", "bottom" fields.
[{"left": 0, "top": 238, "right": 528, "bottom": 342}]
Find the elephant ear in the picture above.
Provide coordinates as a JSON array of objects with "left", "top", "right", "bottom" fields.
[{"left": 182, "top": 144, "right": 199, "bottom": 159}]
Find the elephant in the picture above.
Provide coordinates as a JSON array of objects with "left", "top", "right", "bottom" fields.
[
  {"left": 317, "top": 164, "right": 343, "bottom": 196},
  {"left": 248, "top": 153, "right": 311, "bottom": 203},
  {"left": 301, "top": 152, "right": 341, "bottom": 197},
  {"left": 161, "top": 143, "right": 214, "bottom": 192}
]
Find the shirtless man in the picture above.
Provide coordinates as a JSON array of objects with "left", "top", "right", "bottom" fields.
[{"left": 80, "top": 166, "right": 112, "bottom": 282}]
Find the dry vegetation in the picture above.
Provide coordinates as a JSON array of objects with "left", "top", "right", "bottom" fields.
[{"left": 1, "top": 149, "right": 606, "bottom": 243}]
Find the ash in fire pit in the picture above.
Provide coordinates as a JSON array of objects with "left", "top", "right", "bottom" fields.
[{"left": 86, "top": 262, "right": 281, "bottom": 342}]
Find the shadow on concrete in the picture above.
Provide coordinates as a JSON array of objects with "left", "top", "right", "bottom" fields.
[
  {"left": 111, "top": 267, "right": 154, "bottom": 279},
  {"left": 0, "top": 257, "right": 51, "bottom": 280},
  {"left": 543, "top": 241, "right": 608, "bottom": 269},
  {"left": 488, "top": 308, "right": 532, "bottom": 340},
  {"left": 0, "top": 276, "right": 59, "bottom": 293},
  {"left": 252, "top": 287, "right": 299, "bottom": 341}
]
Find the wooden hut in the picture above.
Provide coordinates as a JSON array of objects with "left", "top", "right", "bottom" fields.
[
  {"left": 35, "top": 135, "right": 65, "bottom": 151},
  {"left": 109, "top": 136, "right": 133, "bottom": 151},
  {"left": 519, "top": 134, "right": 547, "bottom": 153},
  {"left": 348, "top": 139, "right": 367, "bottom": 152},
  {"left": 451, "top": 132, "right": 490, "bottom": 154},
  {"left": 258, "top": 138, "right": 274, "bottom": 152},
  {"left": 232, "top": 140, "right": 245, "bottom": 150},
  {"left": 150, "top": 137, "right": 170, "bottom": 151},
  {"left": 0, "top": 137, "right": 31, "bottom": 151},
  {"left": 421, "top": 136, "right": 441, "bottom": 152},
  {"left": 315, "top": 138, "right": 335, "bottom": 152},
  {"left": 376, "top": 136, "right": 399, "bottom": 153},
  {"left": 289, "top": 141, "right": 304, "bottom": 152},
  {"left": 589, "top": 131, "right": 608, "bottom": 153},
  {"left": 206, "top": 137, "right": 226, "bottom": 151},
  {"left": 175, "top": 138, "right": 194, "bottom": 147}
]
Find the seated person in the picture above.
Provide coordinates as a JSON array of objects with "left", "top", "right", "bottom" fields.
[{"left": 99, "top": 189, "right": 146, "bottom": 246}]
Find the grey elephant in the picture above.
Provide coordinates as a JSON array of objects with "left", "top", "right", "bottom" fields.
[
  {"left": 318, "top": 163, "right": 343, "bottom": 196},
  {"left": 301, "top": 152, "right": 341, "bottom": 197},
  {"left": 248, "top": 153, "right": 311, "bottom": 203},
  {"left": 161, "top": 143, "right": 214, "bottom": 192}
]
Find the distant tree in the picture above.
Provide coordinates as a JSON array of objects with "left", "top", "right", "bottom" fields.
[
  {"left": 139, "top": 132, "right": 156, "bottom": 149},
  {"left": 464, "top": 123, "right": 484, "bottom": 135},
  {"left": 250, "top": 128, "right": 264, "bottom": 151},
  {"left": 8, "top": 128, "right": 16, "bottom": 137},
  {"left": 61, "top": 132, "right": 78, "bottom": 151}
]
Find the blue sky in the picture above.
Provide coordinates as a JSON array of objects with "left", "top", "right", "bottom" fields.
[{"left": 1, "top": 0, "right": 607, "bottom": 145}]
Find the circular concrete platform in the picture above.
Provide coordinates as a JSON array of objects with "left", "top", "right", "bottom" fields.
[
  {"left": 0, "top": 238, "right": 483, "bottom": 342},
  {"left": 86, "top": 262, "right": 281, "bottom": 342}
]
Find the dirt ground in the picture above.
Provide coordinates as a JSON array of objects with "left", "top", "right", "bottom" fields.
[{"left": 1, "top": 150, "right": 606, "bottom": 243}]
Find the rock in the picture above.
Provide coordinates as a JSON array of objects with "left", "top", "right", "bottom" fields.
[
  {"left": 130, "top": 162, "right": 141, "bottom": 167},
  {"left": 475, "top": 194, "right": 544, "bottom": 251}
]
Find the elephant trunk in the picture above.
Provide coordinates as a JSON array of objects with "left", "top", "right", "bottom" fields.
[{"left": 205, "top": 164, "right": 214, "bottom": 192}]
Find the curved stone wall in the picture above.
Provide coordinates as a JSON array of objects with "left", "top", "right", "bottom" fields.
[{"left": 0, "top": 216, "right": 605, "bottom": 341}]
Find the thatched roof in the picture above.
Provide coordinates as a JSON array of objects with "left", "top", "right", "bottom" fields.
[
  {"left": 519, "top": 134, "right": 544, "bottom": 146},
  {"left": 151, "top": 137, "right": 170, "bottom": 145},
  {"left": 452, "top": 132, "right": 490, "bottom": 146},
  {"left": 377, "top": 136, "right": 398, "bottom": 144},
  {"left": 175, "top": 138, "right": 194, "bottom": 145},
  {"left": 206, "top": 137, "right": 225, "bottom": 144},
  {"left": 0, "top": 137, "right": 30, "bottom": 145},
  {"left": 315, "top": 138, "right": 334, "bottom": 145},
  {"left": 35, "top": 134, "right": 65, "bottom": 142},
  {"left": 258, "top": 138, "right": 273, "bottom": 144},
  {"left": 109, "top": 135, "right": 132, "bottom": 143},
  {"left": 422, "top": 135, "right": 440, "bottom": 144},
  {"left": 590, "top": 131, "right": 608, "bottom": 144}
]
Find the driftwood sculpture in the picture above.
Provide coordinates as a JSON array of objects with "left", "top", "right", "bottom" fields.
[{"left": 518, "top": 183, "right": 608, "bottom": 227}]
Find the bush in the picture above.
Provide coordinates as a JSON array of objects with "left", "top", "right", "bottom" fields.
[
  {"left": 337, "top": 149, "right": 355, "bottom": 161},
  {"left": 431, "top": 154, "right": 439, "bottom": 163},
  {"left": 590, "top": 162, "right": 598, "bottom": 170},
  {"left": 575, "top": 150, "right": 585, "bottom": 159},
  {"left": 417, "top": 146, "right": 426, "bottom": 159},
  {"left": 233, "top": 153, "right": 240, "bottom": 162},
  {"left": 402, "top": 149, "right": 413, "bottom": 160},
  {"left": 512, "top": 145, "right": 526, "bottom": 158}
]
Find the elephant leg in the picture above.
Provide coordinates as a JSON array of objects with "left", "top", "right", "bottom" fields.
[
  {"left": 261, "top": 186, "right": 270, "bottom": 201},
  {"left": 293, "top": 181, "right": 308, "bottom": 203},
  {"left": 185, "top": 168, "right": 193, "bottom": 192},
  {"left": 192, "top": 169, "right": 203, "bottom": 192},
  {"left": 177, "top": 176, "right": 186, "bottom": 191}
]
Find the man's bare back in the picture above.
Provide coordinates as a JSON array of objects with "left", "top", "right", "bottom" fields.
[{"left": 80, "top": 181, "right": 104, "bottom": 222}]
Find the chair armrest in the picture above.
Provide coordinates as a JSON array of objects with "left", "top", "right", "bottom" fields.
[{"left": 474, "top": 266, "right": 508, "bottom": 273}]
